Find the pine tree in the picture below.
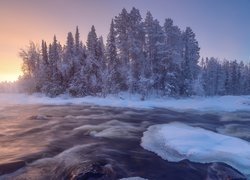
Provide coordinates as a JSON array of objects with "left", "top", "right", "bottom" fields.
[
  {"left": 229, "top": 60, "right": 240, "bottom": 95},
  {"left": 144, "top": 11, "right": 155, "bottom": 77},
  {"left": 87, "top": 26, "right": 98, "bottom": 58},
  {"left": 164, "top": 18, "right": 183, "bottom": 96},
  {"left": 127, "top": 7, "right": 145, "bottom": 93},
  {"left": 223, "top": 60, "right": 230, "bottom": 95},
  {"left": 202, "top": 57, "right": 224, "bottom": 95},
  {"left": 96, "top": 36, "right": 107, "bottom": 96},
  {"left": 152, "top": 19, "right": 168, "bottom": 95},
  {"left": 114, "top": 8, "right": 130, "bottom": 91},
  {"left": 46, "top": 36, "right": 63, "bottom": 96},
  {"left": 141, "top": 11, "right": 155, "bottom": 97},
  {"left": 239, "top": 61, "right": 248, "bottom": 95},
  {"left": 61, "top": 32, "right": 75, "bottom": 89},
  {"left": 40, "top": 40, "right": 51, "bottom": 93},
  {"left": 180, "top": 27, "right": 200, "bottom": 96},
  {"left": 68, "top": 27, "right": 88, "bottom": 96},
  {"left": 244, "top": 63, "right": 250, "bottom": 94},
  {"left": 106, "top": 19, "right": 121, "bottom": 93},
  {"left": 86, "top": 25, "right": 102, "bottom": 94},
  {"left": 75, "top": 26, "right": 80, "bottom": 55}
]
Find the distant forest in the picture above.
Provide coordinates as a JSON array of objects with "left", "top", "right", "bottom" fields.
[{"left": 4, "top": 7, "right": 250, "bottom": 98}]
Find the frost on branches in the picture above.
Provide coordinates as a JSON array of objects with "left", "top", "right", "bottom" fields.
[{"left": 18, "top": 8, "right": 250, "bottom": 98}]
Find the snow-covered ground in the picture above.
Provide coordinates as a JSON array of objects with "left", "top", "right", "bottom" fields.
[
  {"left": 1, "top": 93, "right": 250, "bottom": 112},
  {"left": 141, "top": 122, "right": 250, "bottom": 177}
]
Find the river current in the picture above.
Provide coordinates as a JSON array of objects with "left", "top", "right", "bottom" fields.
[{"left": 0, "top": 105, "right": 249, "bottom": 180}]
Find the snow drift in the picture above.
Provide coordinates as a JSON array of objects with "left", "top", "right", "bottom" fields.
[{"left": 141, "top": 122, "right": 250, "bottom": 176}]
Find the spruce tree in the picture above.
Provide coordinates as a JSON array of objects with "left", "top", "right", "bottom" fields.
[
  {"left": 114, "top": 8, "right": 130, "bottom": 91},
  {"left": 180, "top": 27, "right": 200, "bottom": 96},
  {"left": 106, "top": 19, "right": 121, "bottom": 93},
  {"left": 86, "top": 25, "right": 101, "bottom": 94},
  {"left": 164, "top": 18, "right": 183, "bottom": 96}
]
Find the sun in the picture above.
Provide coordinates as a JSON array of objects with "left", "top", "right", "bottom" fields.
[
  {"left": 0, "top": 74, "right": 20, "bottom": 82},
  {"left": 0, "top": 57, "right": 22, "bottom": 83}
]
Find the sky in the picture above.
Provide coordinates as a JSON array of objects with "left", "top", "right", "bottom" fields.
[{"left": 0, "top": 0, "right": 249, "bottom": 82}]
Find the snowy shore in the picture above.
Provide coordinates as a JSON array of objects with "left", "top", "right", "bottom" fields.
[{"left": 1, "top": 93, "right": 250, "bottom": 112}]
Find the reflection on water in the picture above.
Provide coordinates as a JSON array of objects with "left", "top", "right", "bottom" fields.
[{"left": 0, "top": 105, "right": 249, "bottom": 180}]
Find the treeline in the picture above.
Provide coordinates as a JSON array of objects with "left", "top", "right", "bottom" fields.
[
  {"left": 0, "top": 81, "right": 19, "bottom": 93},
  {"left": 18, "top": 7, "right": 249, "bottom": 98},
  {"left": 201, "top": 58, "right": 250, "bottom": 96}
]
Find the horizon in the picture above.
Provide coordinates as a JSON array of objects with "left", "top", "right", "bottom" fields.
[{"left": 0, "top": 0, "right": 250, "bottom": 82}]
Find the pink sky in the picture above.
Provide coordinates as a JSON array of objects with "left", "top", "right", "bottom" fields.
[{"left": 0, "top": 0, "right": 249, "bottom": 82}]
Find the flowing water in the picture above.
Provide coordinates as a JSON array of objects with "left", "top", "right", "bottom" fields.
[{"left": 0, "top": 105, "right": 249, "bottom": 180}]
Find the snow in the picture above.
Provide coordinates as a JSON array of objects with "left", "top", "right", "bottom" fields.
[
  {"left": 141, "top": 122, "right": 250, "bottom": 176},
  {"left": 1, "top": 93, "right": 250, "bottom": 112}
]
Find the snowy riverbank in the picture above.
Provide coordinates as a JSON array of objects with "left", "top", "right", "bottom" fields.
[{"left": 1, "top": 93, "right": 250, "bottom": 112}]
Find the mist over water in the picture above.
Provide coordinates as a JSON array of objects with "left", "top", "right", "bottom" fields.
[{"left": 0, "top": 105, "right": 249, "bottom": 180}]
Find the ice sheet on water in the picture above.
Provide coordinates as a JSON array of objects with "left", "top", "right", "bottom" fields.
[{"left": 141, "top": 122, "right": 250, "bottom": 176}]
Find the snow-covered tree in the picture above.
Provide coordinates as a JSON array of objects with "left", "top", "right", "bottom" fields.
[
  {"left": 45, "top": 36, "right": 64, "bottom": 96},
  {"left": 68, "top": 27, "right": 88, "bottom": 96},
  {"left": 114, "top": 8, "right": 130, "bottom": 91},
  {"left": 19, "top": 41, "right": 41, "bottom": 93},
  {"left": 151, "top": 20, "right": 168, "bottom": 95},
  {"left": 106, "top": 19, "right": 121, "bottom": 94},
  {"left": 96, "top": 36, "right": 108, "bottom": 96},
  {"left": 163, "top": 18, "right": 183, "bottom": 96},
  {"left": 85, "top": 25, "right": 103, "bottom": 94},
  {"left": 19, "top": 7, "right": 250, "bottom": 98},
  {"left": 39, "top": 40, "right": 51, "bottom": 93},
  {"left": 202, "top": 57, "right": 225, "bottom": 95},
  {"left": 180, "top": 27, "right": 200, "bottom": 96},
  {"left": 60, "top": 32, "right": 75, "bottom": 89},
  {"left": 75, "top": 26, "right": 80, "bottom": 55},
  {"left": 140, "top": 11, "right": 156, "bottom": 97},
  {"left": 127, "top": 8, "right": 145, "bottom": 93}
]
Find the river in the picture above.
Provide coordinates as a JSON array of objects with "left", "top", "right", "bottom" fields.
[{"left": 0, "top": 104, "right": 249, "bottom": 180}]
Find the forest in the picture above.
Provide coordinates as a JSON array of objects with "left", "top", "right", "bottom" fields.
[{"left": 12, "top": 7, "right": 250, "bottom": 98}]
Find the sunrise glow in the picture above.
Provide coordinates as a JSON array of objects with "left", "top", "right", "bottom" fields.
[
  {"left": 0, "top": 0, "right": 250, "bottom": 82},
  {"left": 0, "top": 1, "right": 250, "bottom": 179}
]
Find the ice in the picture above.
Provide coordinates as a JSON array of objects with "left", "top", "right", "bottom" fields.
[
  {"left": 141, "top": 122, "right": 250, "bottom": 176},
  {"left": 1, "top": 93, "right": 250, "bottom": 112}
]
